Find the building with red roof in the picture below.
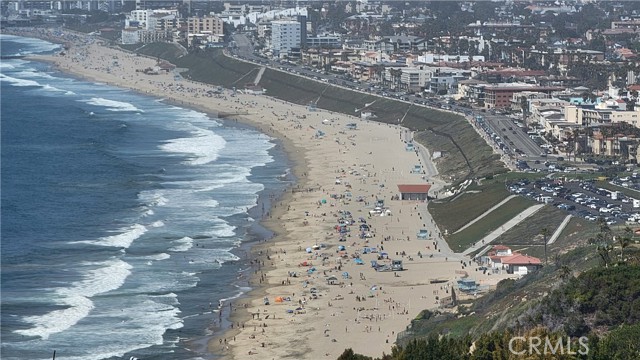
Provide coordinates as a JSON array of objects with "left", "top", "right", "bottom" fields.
[
  {"left": 397, "top": 184, "right": 431, "bottom": 201},
  {"left": 482, "top": 245, "right": 542, "bottom": 276},
  {"left": 501, "top": 254, "right": 542, "bottom": 276}
]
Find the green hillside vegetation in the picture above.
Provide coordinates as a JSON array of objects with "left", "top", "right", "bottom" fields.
[
  {"left": 445, "top": 196, "right": 534, "bottom": 252},
  {"left": 131, "top": 45, "right": 506, "bottom": 181},
  {"left": 339, "top": 262, "right": 640, "bottom": 360},
  {"left": 340, "top": 216, "right": 640, "bottom": 359},
  {"left": 428, "top": 173, "right": 546, "bottom": 235},
  {"left": 428, "top": 181, "right": 511, "bottom": 234},
  {"left": 595, "top": 181, "right": 640, "bottom": 199},
  {"left": 122, "top": 42, "right": 186, "bottom": 62},
  {"left": 489, "top": 206, "right": 594, "bottom": 260},
  {"left": 339, "top": 323, "right": 640, "bottom": 360}
]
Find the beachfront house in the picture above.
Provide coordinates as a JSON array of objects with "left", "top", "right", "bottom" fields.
[
  {"left": 397, "top": 184, "right": 431, "bottom": 201},
  {"left": 482, "top": 245, "right": 513, "bottom": 268},
  {"left": 485, "top": 245, "right": 542, "bottom": 276},
  {"left": 501, "top": 254, "right": 543, "bottom": 276}
]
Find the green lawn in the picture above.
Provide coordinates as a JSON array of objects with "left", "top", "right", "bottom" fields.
[
  {"left": 130, "top": 42, "right": 186, "bottom": 62},
  {"left": 445, "top": 196, "right": 535, "bottom": 252},
  {"left": 429, "top": 182, "right": 511, "bottom": 234},
  {"left": 596, "top": 181, "right": 640, "bottom": 199},
  {"left": 174, "top": 50, "right": 257, "bottom": 87},
  {"left": 491, "top": 205, "right": 569, "bottom": 259},
  {"left": 495, "top": 172, "right": 546, "bottom": 182}
]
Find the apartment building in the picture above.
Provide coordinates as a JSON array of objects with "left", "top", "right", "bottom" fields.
[
  {"left": 565, "top": 105, "right": 640, "bottom": 127},
  {"left": 590, "top": 132, "right": 640, "bottom": 160},
  {"left": 429, "top": 67, "right": 473, "bottom": 95},
  {"left": 187, "top": 15, "right": 224, "bottom": 46},
  {"left": 271, "top": 20, "right": 301, "bottom": 57}
]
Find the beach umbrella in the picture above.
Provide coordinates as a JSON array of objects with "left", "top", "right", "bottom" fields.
[{"left": 306, "top": 247, "right": 312, "bottom": 253}]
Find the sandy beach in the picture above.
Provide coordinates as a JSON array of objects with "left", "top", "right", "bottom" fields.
[{"left": 16, "top": 30, "right": 514, "bottom": 359}]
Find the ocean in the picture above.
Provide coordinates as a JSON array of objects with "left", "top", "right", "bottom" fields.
[{"left": 0, "top": 34, "right": 292, "bottom": 360}]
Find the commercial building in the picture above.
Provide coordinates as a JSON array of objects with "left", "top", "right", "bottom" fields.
[
  {"left": 481, "top": 84, "right": 563, "bottom": 109},
  {"left": 306, "top": 35, "right": 341, "bottom": 49}
]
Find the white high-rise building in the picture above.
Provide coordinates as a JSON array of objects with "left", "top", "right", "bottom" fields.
[{"left": 271, "top": 20, "right": 301, "bottom": 57}]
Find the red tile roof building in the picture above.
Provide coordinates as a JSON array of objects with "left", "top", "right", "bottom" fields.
[{"left": 397, "top": 184, "right": 431, "bottom": 201}]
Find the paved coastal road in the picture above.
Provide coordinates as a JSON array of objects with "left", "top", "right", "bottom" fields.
[{"left": 482, "top": 114, "right": 544, "bottom": 158}]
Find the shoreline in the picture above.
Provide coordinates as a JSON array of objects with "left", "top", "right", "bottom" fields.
[
  {"left": 6, "top": 28, "right": 310, "bottom": 358},
  {"left": 6, "top": 29, "right": 515, "bottom": 359}
]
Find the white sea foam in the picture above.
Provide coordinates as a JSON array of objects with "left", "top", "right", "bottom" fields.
[
  {"left": 81, "top": 97, "right": 143, "bottom": 112},
  {"left": 219, "top": 290, "right": 245, "bottom": 304},
  {"left": 41, "top": 84, "right": 65, "bottom": 93},
  {"left": 138, "top": 190, "right": 169, "bottom": 207},
  {"left": 29, "top": 292, "right": 183, "bottom": 360},
  {"left": 0, "top": 73, "right": 41, "bottom": 87},
  {"left": 193, "top": 183, "right": 225, "bottom": 192},
  {"left": 144, "top": 253, "right": 171, "bottom": 261},
  {"left": 14, "top": 69, "right": 55, "bottom": 79},
  {"left": 15, "top": 259, "right": 132, "bottom": 340},
  {"left": 161, "top": 178, "right": 226, "bottom": 193},
  {"left": 0, "top": 72, "right": 64, "bottom": 92},
  {"left": 2, "top": 35, "right": 61, "bottom": 55},
  {"left": 168, "top": 237, "right": 193, "bottom": 252},
  {"left": 73, "top": 224, "right": 147, "bottom": 248},
  {"left": 211, "top": 223, "right": 236, "bottom": 238},
  {"left": 0, "top": 35, "right": 61, "bottom": 57},
  {"left": 178, "top": 109, "right": 220, "bottom": 125},
  {"left": 159, "top": 126, "right": 226, "bottom": 165},
  {"left": 150, "top": 220, "right": 165, "bottom": 228}
]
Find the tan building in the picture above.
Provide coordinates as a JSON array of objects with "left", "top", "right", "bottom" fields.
[
  {"left": 187, "top": 16, "right": 224, "bottom": 46},
  {"left": 589, "top": 132, "right": 640, "bottom": 160},
  {"left": 565, "top": 105, "right": 640, "bottom": 127}
]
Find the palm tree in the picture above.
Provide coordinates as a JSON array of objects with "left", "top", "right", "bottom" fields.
[
  {"left": 389, "top": 68, "right": 402, "bottom": 90},
  {"left": 520, "top": 95, "right": 529, "bottom": 129},
  {"left": 559, "top": 265, "right": 572, "bottom": 282},
  {"left": 373, "top": 64, "right": 385, "bottom": 85},
  {"left": 565, "top": 131, "right": 575, "bottom": 160},
  {"left": 598, "top": 218, "right": 612, "bottom": 242},
  {"left": 572, "top": 128, "right": 581, "bottom": 162},
  {"left": 540, "top": 227, "right": 549, "bottom": 265},
  {"left": 618, "top": 227, "right": 632, "bottom": 262},
  {"left": 597, "top": 244, "right": 613, "bottom": 268}
]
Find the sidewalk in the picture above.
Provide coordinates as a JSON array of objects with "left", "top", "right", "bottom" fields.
[
  {"left": 454, "top": 195, "right": 517, "bottom": 234},
  {"left": 547, "top": 215, "right": 572, "bottom": 245},
  {"left": 462, "top": 204, "right": 545, "bottom": 256}
]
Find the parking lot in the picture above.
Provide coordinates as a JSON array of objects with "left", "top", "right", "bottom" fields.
[{"left": 508, "top": 177, "right": 640, "bottom": 225}]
